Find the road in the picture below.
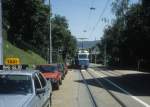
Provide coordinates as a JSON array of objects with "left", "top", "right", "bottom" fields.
[{"left": 52, "top": 65, "right": 150, "bottom": 107}]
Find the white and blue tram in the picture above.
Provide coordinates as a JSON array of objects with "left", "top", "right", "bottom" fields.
[{"left": 75, "top": 50, "right": 89, "bottom": 69}]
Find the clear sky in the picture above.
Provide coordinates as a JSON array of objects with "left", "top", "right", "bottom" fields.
[{"left": 46, "top": 0, "right": 139, "bottom": 41}]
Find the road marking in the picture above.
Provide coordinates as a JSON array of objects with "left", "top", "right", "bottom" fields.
[
  {"left": 81, "top": 69, "right": 86, "bottom": 72},
  {"left": 93, "top": 70, "right": 150, "bottom": 107}
]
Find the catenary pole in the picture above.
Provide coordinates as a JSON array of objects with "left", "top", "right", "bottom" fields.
[
  {"left": 49, "top": 0, "right": 52, "bottom": 63},
  {"left": 0, "top": 0, "right": 3, "bottom": 65}
]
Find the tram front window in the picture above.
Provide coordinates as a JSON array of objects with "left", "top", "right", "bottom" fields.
[{"left": 78, "top": 55, "right": 87, "bottom": 59}]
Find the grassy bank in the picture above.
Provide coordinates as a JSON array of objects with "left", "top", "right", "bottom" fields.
[{"left": 3, "top": 40, "right": 47, "bottom": 65}]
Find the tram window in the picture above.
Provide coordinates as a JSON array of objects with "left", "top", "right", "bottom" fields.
[{"left": 78, "top": 55, "right": 87, "bottom": 59}]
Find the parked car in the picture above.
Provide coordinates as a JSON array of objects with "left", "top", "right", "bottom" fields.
[
  {"left": 57, "top": 63, "right": 65, "bottom": 80},
  {"left": 0, "top": 70, "right": 52, "bottom": 107},
  {"left": 36, "top": 64, "right": 62, "bottom": 90}
]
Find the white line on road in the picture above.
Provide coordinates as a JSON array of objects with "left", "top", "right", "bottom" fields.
[
  {"left": 93, "top": 70, "right": 150, "bottom": 107},
  {"left": 81, "top": 69, "right": 86, "bottom": 72}
]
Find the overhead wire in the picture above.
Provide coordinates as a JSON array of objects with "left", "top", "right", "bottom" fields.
[
  {"left": 82, "top": 0, "right": 95, "bottom": 36},
  {"left": 88, "top": 0, "right": 111, "bottom": 38}
]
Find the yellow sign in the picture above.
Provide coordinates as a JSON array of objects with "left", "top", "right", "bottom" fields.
[{"left": 5, "top": 58, "right": 20, "bottom": 65}]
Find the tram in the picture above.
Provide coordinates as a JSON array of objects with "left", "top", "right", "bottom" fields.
[{"left": 75, "top": 50, "right": 89, "bottom": 69}]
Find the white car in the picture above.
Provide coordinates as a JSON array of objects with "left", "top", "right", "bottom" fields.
[{"left": 0, "top": 70, "right": 52, "bottom": 107}]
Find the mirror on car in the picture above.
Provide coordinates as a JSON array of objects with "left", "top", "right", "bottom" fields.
[{"left": 36, "top": 88, "right": 45, "bottom": 95}]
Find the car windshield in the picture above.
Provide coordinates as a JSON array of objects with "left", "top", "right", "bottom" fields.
[
  {"left": 0, "top": 75, "right": 32, "bottom": 94},
  {"left": 38, "top": 66, "right": 58, "bottom": 73}
]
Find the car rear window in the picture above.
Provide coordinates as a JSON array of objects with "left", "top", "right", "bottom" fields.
[
  {"left": 0, "top": 75, "right": 32, "bottom": 94},
  {"left": 37, "top": 65, "right": 58, "bottom": 73}
]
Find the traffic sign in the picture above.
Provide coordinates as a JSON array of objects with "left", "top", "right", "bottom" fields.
[{"left": 5, "top": 57, "right": 20, "bottom": 65}]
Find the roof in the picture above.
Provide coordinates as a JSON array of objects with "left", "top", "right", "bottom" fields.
[
  {"left": 0, "top": 70, "right": 39, "bottom": 76},
  {"left": 78, "top": 53, "right": 89, "bottom": 55},
  {"left": 37, "top": 64, "right": 57, "bottom": 66},
  {"left": 78, "top": 50, "right": 89, "bottom": 53}
]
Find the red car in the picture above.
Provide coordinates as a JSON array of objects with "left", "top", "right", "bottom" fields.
[{"left": 36, "top": 64, "right": 62, "bottom": 90}]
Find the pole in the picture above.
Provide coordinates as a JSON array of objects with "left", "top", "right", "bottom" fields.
[
  {"left": 90, "top": 49, "right": 92, "bottom": 63},
  {"left": 95, "top": 38, "right": 97, "bottom": 64},
  {"left": 95, "top": 53, "right": 96, "bottom": 64},
  {"left": 0, "top": 0, "right": 3, "bottom": 65},
  {"left": 104, "top": 42, "right": 107, "bottom": 66},
  {"left": 137, "top": 60, "right": 140, "bottom": 71},
  {"left": 95, "top": 49, "right": 96, "bottom": 64},
  {"left": 82, "top": 40, "right": 83, "bottom": 50},
  {"left": 49, "top": 0, "right": 52, "bottom": 64}
]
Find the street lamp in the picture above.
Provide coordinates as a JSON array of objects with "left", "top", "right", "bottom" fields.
[
  {"left": 83, "top": 30, "right": 87, "bottom": 33},
  {"left": 0, "top": 0, "right": 3, "bottom": 65},
  {"left": 90, "top": 7, "right": 96, "bottom": 10}
]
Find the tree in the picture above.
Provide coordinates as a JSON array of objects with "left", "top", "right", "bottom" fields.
[
  {"left": 51, "top": 15, "right": 77, "bottom": 62},
  {"left": 98, "top": 0, "right": 150, "bottom": 70},
  {"left": 3, "top": 0, "right": 77, "bottom": 63},
  {"left": 3, "top": 0, "right": 50, "bottom": 59}
]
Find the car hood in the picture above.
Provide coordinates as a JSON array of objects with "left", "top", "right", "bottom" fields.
[{"left": 0, "top": 94, "right": 32, "bottom": 107}]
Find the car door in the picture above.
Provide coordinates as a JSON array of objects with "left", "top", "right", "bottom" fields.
[
  {"left": 37, "top": 73, "right": 51, "bottom": 107},
  {"left": 33, "top": 74, "right": 44, "bottom": 107}
]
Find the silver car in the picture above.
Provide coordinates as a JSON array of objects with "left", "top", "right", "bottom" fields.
[{"left": 0, "top": 70, "right": 52, "bottom": 107}]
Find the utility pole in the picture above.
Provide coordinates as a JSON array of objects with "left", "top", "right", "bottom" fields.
[
  {"left": 89, "top": 48, "right": 92, "bottom": 63},
  {"left": 0, "top": 0, "right": 3, "bottom": 65},
  {"left": 104, "top": 42, "right": 107, "bottom": 66},
  {"left": 49, "top": 0, "right": 52, "bottom": 64},
  {"left": 94, "top": 38, "right": 97, "bottom": 64},
  {"left": 95, "top": 49, "right": 96, "bottom": 64}
]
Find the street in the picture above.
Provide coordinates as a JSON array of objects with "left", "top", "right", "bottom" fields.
[
  {"left": 2, "top": 1, "right": 150, "bottom": 107},
  {"left": 52, "top": 65, "right": 150, "bottom": 107}
]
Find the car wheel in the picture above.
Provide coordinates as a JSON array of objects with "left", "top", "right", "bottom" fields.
[
  {"left": 55, "top": 82, "right": 59, "bottom": 90},
  {"left": 47, "top": 98, "right": 51, "bottom": 107},
  {"left": 59, "top": 79, "right": 62, "bottom": 85},
  {"left": 50, "top": 94, "right": 52, "bottom": 107},
  {"left": 62, "top": 76, "right": 64, "bottom": 80}
]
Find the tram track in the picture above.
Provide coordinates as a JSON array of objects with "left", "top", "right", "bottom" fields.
[
  {"left": 89, "top": 68, "right": 150, "bottom": 107},
  {"left": 93, "top": 67, "right": 123, "bottom": 77},
  {"left": 86, "top": 69, "right": 126, "bottom": 107},
  {"left": 79, "top": 68, "right": 127, "bottom": 107},
  {"left": 79, "top": 69, "right": 98, "bottom": 107},
  {"left": 79, "top": 67, "right": 150, "bottom": 107}
]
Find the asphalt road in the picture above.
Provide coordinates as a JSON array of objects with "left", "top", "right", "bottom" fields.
[
  {"left": 52, "top": 65, "right": 150, "bottom": 107},
  {"left": 52, "top": 69, "right": 93, "bottom": 107}
]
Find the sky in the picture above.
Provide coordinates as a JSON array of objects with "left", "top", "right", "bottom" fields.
[{"left": 46, "top": 0, "right": 139, "bottom": 41}]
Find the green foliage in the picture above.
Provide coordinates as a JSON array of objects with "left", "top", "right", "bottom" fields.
[
  {"left": 51, "top": 15, "right": 77, "bottom": 62},
  {"left": 3, "top": 0, "right": 50, "bottom": 59},
  {"left": 112, "top": 0, "right": 129, "bottom": 18},
  {"left": 3, "top": 0, "right": 77, "bottom": 63},
  {"left": 4, "top": 40, "right": 47, "bottom": 64},
  {"left": 98, "top": 0, "right": 150, "bottom": 69}
]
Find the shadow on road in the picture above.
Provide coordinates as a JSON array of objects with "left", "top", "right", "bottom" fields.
[
  {"left": 75, "top": 73, "right": 150, "bottom": 96},
  {"left": 95, "top": 65, "right": 150, "bottom": 72}
]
